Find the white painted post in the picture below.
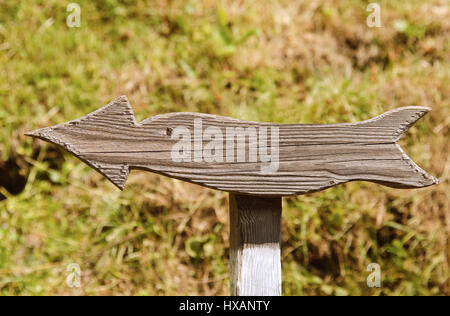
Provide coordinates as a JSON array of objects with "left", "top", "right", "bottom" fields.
[{"left": 229, "top": 194, "right": 282, "bottom": 296}]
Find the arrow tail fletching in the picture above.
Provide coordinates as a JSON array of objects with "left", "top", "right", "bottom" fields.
[
  {"left": 361, "top": 106, "right": 431, "bottom": 141},
  {"left": 359, "top": 106, "right": 438, "bottom": 188}
]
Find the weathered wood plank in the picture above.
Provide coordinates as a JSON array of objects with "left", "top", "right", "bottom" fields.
[
  {"left": 229, "top": 193, "right": 282, "bottom": 296},
  {"left": 26, "top": 95, "right": 438, "bottom": 196}
]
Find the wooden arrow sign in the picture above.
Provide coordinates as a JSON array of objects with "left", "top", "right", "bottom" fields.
[
  {"left": 26, "top": 95, "right": 437, "bottom": 196},
  {"left": 26, "top": 95, "right": 438, "bottom": 296}
]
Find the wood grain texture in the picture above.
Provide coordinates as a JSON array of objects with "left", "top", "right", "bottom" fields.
[
  {"left": 26, "top": 95, "right": 438, "bottom": 196},
  {"left": 229, "top": 193, "right": 281, "bottom": 296}
]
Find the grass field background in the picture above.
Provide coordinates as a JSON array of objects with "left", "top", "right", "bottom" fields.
[{"left": 0, "top": 0, "right": 449, "bottom": 295}]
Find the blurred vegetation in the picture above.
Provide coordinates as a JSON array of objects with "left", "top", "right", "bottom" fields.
[{"left": 0, "top": 0, "right": 449, "bottom": 295}]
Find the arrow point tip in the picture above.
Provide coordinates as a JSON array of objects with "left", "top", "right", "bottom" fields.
[
  {"left": 432, "top": 176, "right": 439, "bottom": 185},
  {"left": 25, "top": 128, "right": 46, "bottom": 138}
]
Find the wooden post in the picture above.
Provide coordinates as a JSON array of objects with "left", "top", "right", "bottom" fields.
[{"left": 229, "top": 194, "right": 282, "bottom": 296}]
